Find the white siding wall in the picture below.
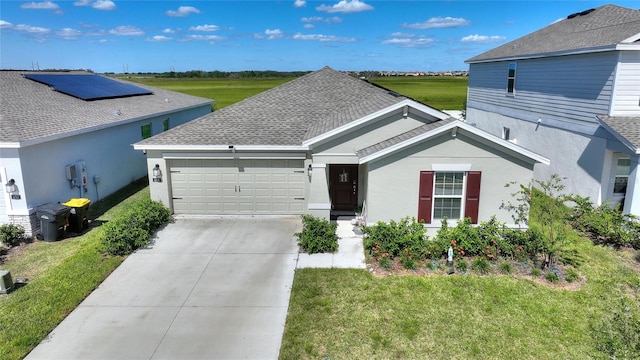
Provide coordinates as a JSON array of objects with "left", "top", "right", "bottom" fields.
[
  {"left": 468, "top": 52, "right": 618, "bottom": 127},
  {"left": 611, "top": 51, "right": 640, "bottom": 116},
  {"left": 365, "top": 132, "right": 536, "bottom": 230}
]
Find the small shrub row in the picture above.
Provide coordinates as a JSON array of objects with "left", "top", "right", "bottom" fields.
[
  {"left": 101, "top": 198, "right": 171, "bottom": 256},
  {"left": 362, "top": 217, "right": 427, "bottom": 260},
  {"left": 296, "top": 214, "right": 338, "bottom": 254},
  {"left": 0, "top": 224, "right": 26, "bottom": 247},
  {"left": 570, "top": 196, "right": 640, "bottom": 250}
]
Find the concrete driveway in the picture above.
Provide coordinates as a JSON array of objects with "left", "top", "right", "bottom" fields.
[{"left": 25, "top": 216, "right": 302, "bottom": 360}]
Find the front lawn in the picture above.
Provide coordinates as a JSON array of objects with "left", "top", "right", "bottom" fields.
[
  {"left": 0, "top": 181, "right": 150, "bottom": 360},
  {"left": 280, "top": 233, "right": 640, "bottom": 359}
]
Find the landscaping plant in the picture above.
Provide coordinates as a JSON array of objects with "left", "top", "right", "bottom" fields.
[
  {"left": 0, "top": 224, "right": 25, "bottom": 247},
  {"left": 295, "top": 214, "right": 338, "bottom": 254}
]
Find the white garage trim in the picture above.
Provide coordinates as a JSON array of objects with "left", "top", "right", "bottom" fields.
[
  {"left": 163, "top": 152, "right": 307, "bottom": 160},
  {"left": 169, "top": 158, "right": 306, "bottom": 215}
]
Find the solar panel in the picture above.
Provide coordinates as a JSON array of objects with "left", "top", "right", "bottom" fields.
[{"left": 23, "top": 73, "right": 153, "bottom": 101}]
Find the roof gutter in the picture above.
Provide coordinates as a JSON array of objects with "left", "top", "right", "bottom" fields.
[
  {"left": 465, "top": 45, "right": 620, "bottom": 64},
  {"left": 133, "top": 144, "right": 310, "bottom": 152}
]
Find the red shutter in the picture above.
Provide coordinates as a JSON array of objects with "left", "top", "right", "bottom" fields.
[
  {"left": 465, "top": 171, "right": 482, "bottom": 224},
  {"left": 418, "top": 171, "right": 434, "bottom": 224}
]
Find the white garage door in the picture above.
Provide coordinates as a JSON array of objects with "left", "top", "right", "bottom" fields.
[{"left": 169, "top": 159, "right": 306, "bottom": 215}]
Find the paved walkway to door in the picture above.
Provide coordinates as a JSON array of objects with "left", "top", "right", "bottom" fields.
[{"left": 25, "top": 216, "right": 302, "bottom": 360}]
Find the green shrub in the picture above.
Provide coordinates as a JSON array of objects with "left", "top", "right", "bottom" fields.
[
  {"left": 0, "top": 224, "right": 25, "bottom": 247},
  {"left": 498, "top": 261, "right": 513, "bottom": 274},
  {"left": 565, "top": 268, "right": 579, "bottom": 283},
  {"left": 456, "top": 260, "right": 468, "bottom": 273},
  {"left": 102, "top": 198, "right": 170, "bottom": 256},
  {"left": 531, "top": 268, "right": 541, "bottom": 277},
  {"left": 296, "top": 214, "right": 338, "bottom": 254},
  {"left": 379, "top": 257, "right": 392, "bottom": 270},
  {"left": 470, "top": 257, "right": 490, "bottom": 275},
  {"left": 570, "top": 198, "right": 640, "bottom": 250},
  {"left": 545, "top": 271, "right": 559, "bottom": 283},
  {"left": 362, "top": 217, "right": 427, "bottom": 259}
]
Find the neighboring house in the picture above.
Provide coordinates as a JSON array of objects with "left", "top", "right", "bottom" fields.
[
  {"left": 0, "top": 71, "right": 213, "bottom": 235},
  {"left": 465, "top": 4, "right": 640, "bottom": 215},
  {"left": 134, "top": 67, "right": 548, "bottom": 230}
]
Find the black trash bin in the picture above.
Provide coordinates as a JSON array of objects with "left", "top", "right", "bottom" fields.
[
  {"left": 36, "top": 203, "right": 70, "bottom": 242},
  {"left": 62, "top": 198, "right": 90, "bottom": 233}
]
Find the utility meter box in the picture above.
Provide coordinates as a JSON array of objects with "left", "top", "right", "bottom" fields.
[{"left": 0, "top": 270, "right": 14, "bottom": 294}]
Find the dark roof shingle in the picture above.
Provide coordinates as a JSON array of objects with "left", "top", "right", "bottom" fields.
[
  {"left": 0, "top": 71, "right": 212, "bottom": 144},
  {"left": 137, "top": 67, "right": 406, "bottom": 147},
  {"left": 466, "top": 4, "right": 640, "bottom": 63},
  {"left": 598, "top": 115, "right": 640, "bottom": 151}
]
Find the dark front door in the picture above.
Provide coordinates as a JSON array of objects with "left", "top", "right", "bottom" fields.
[{"left": 329, "top": 164, "right": 358, "bottom": 211}]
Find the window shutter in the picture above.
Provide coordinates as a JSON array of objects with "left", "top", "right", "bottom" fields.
[
  {"left": 418, "top": 171, "right": 434, "bottom": 224},
  {"left": 465, "top": 171, "right": 482, "bottom": 224}
]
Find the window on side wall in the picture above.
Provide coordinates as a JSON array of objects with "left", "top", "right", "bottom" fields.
[
  {"left": 507, "top": 62, "right": 517, "bottom": 94},
  {"left": 163, "top": 118, "right": 169, "bottom": 131},
  {"left": 141, "top": 123, "right": 152, "bottom": 139},
  {"left": 614, "top": 158, "right": 630, "bottom": 194}
]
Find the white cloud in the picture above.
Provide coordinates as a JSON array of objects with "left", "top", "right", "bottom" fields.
[
  {"left": 461, "top": 34, "right": 505, "bottom": 43},
  {"left": 301, "top": 16, "right": 342, "bottom": 24},
  {"left": 316, "top": 0, "right": 373, "bottom": 14},
  {"left": 20, "top": 1, "right": 59, "bottom": 10},
  {"left": 166, "top": 6, "right": 200, "bottom": 17},
  {"left": 293, "top": 33, "right": 356, "bottom": 42},
  {"left": 403, "top": 17, "right": 470, "bottom": 29},
  {"left": 382, "top": 33, "right": 435, "bottom": 47},
  {"left": 108, "top": 25, "right": 144, "bottom": 36},
  {"left": 304, "top": 24, "right": 314, "bottom": 29},
  {"left": 57, "top": 27, "right": 82, "bottom": 39},
  {"left": 189, "top": 24, "right": 220, "bottom": 32},
  {"left": 14, "top": 24, "right": 50, "bottom": 34},
  {"left": 294, "top": 0, "right": 306, "bottom": 7},
  {"left": 162, "top": 28, "right": 178, "bottom": 34},
  {"left": 92, "top": 0, "right": 116, "bottom": 11},
  {"left": 0, "top": 20, "right": 13, "bottom": 28},
  {"left": 147, "top": 35, "right": 172, "bottom": 42},
  {"left": 180, "top": 34, "right": 225, "bottom": 42},
  {"left": 73, "top": 0, "right": 91, "bottom": 6},
  {"left": 265, "top": 29, "right": 283, "bottom": 40}
]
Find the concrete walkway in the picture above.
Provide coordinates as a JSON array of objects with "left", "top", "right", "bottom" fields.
[{"left": 24, "top": 216, "right": 365, "bottom": 360}]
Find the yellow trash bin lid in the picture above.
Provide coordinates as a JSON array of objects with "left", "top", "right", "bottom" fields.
[{"left": 63, "top": 198, "right": 91, "bottom": 207}]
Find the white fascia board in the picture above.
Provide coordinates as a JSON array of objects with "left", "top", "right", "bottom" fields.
[
  {"left": 302, "top": 99, "right": 450, "bottom": 147},
  {"left": 616, "top": 44, "right": 640, "bottom": 51},
  {"left": 162, "top": 152, "right": 308, "bottom": 160},
  {"left": 0, "top": 142, "right": 21, "bottom": 149},
  {"left": 360, "top": 120, "right": 550, "bottom": 165},
  {"left": 597, "top": 118, "right": 640, "bottom": 155},
  {"left": 465, "top": 45, "right": 618, "bottom": 64},
  {"left": 620, "top": 32, "right": 640, "bottom": 44},
  {"left": 133, "top": 144, "right": 309, "bottom": 151}
]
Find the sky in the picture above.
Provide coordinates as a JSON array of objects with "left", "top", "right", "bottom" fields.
[{"left": 0, "top": 0, "right": 637, "bottom": 73}]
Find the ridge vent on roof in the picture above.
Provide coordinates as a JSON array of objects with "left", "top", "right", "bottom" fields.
[{"left": 567, "top": 8, "right": 595, "bottom": 19}]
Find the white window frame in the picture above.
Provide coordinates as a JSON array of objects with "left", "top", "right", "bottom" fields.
[
  {"left": 432, "top": 171, "right": 467, "bottom": 221},
  {"left": 613, "top": 156, "right": 631, "bottom": 195},
  {"left": 507, "top": 62, "right": 517, "bottom": 94}
]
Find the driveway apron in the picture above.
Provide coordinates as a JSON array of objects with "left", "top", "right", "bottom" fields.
[{"left": 24, "top": 216, "right": 302, "bottom": 360}]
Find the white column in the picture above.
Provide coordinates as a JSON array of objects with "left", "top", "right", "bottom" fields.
[
  {"left": 307, "top": 163, "right": 331, "bottom": 219},
  {"left": 624, "top": 154, "right": 639, "bottom": 216}
]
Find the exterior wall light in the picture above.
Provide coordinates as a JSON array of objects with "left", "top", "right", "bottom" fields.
[
  {"left": 152, "top": 164, "right": 162, "bottom": 183},
  {"left": 307, "top": 164, "right": 313, "bottom": 178},
  {"left": 5, "top": 179, "right": 20, "bottom": 199}
]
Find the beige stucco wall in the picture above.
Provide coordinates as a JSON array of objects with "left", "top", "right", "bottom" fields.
[{"left": 364, "top": 131, "right": 537, "bottom": 232}]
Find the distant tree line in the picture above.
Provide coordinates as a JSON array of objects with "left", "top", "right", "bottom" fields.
[{"left": 148, "top": 70, "right": 312, "bottom": 79}]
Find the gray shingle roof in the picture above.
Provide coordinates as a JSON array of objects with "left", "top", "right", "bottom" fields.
[
  {"left": 356, "top": 118, "right": 456, "bottom": 158},
  {"left": 598, "top": 115, "right": 640, "bottom": 151},
  {"left": 137, "top": 67, "right": 407, "bottom": 147},
  {"left": 0, "top": 71, "right": 212, "bottom": 144},
  {"left": 466, "top": 4, "right": 640, "bottom": 63}
]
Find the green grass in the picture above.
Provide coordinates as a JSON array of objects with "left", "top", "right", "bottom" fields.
[
  {"left": 0, "top": 181, "right": 150, "bottom": 360},
  {"left": 124, "top": 77, "right": 293, "bottom": 110},
  {"left": 125, "top": 75, "right": 468, "bottom": 111},
  {"left": 370, "top": 76, "right": 468, "bottom": 110},
  {"left": 280, "top": 233, "right": 640, "bottom": 359}
]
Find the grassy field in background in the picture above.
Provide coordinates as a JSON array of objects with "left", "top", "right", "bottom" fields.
[{"left": 125, "top": 75, "right": 468, "bottom": 111}]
